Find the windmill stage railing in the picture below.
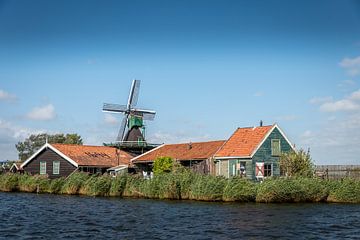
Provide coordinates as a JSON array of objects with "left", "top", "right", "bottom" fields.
[{"left": 103, "top": 141, "right": 162, "bottom": 149}]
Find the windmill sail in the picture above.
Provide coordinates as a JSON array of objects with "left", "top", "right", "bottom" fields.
[
  {"left": 127, "top": 80, "right": 140, "bottom": 108},
  {"left": 116, "top": 116, "right": 128, "bottom": 142},
  {"left": 103, "top": 103, "right": 127, "bottom": 113}
]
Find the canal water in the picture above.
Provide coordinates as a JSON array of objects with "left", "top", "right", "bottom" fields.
[{"left": 0, "top": 192, "right": 359, "bottom": 239}]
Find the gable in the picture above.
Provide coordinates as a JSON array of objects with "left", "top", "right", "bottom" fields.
[{"left": 253, "top": 127, "right": 294, "bottom": 159}]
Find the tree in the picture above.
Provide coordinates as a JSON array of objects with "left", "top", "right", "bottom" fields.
[
  {"left": 279, "top": 149, "right": 314, "bottom": 178},
  {"left": 16, "top": 133, "right": 83, "bottom": 161},
  {"left": 153, "top": 157, "right": 174, "bottom": 175}
]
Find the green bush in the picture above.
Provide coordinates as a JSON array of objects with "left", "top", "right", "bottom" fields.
[
  {"left": 328, "top": 178, "right": 360, "bottom": 203},
  {"left": 153, "top": 156, "right": 174, "bottom": 175},
  {"left": 61, "top": 172, "right": 90, "bottom": 194},
  {"left": 223, "top": 177, "right": 257, "bottom": 202},
  {"left": 0, "top": 173, "right": 19, "bottom": 192},
  {"left": 48, "top": 177, "right": 66, "bottom": 194},
  {"left": 256, "top": 177, "right": 329, "bottom": 203},
  {"left": 110, "top": 175, "right": 128, "bottom": 197},
  {"left": 190, "top": 175, "right": 226, "bottom": 201},
  {"left": 17, "top": 174, "right": 50, "bottom": 193},
  {"left": 80, "top": 175, "right": 112, "bottom": 196},
  {"left": 123, "top": 175, "right": 146, "bottom": 198}
]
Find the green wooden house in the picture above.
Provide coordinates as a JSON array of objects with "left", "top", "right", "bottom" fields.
[{"left": 214, "top": 124, "right": 295, "bottom": 180}]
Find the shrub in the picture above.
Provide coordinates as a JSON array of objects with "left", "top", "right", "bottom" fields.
[
  {"left": 0, "top": 173, "right": 19, "bottom": 192},
  {"left": 61, "top": 172, "right": 90, "bottom": 194},
  {"left": 18, "top": 174, "right": 50, "bottom": 193},
  {"left": 153, "top": 157, "right": 174, "bottom": 175},
  {"left": 190, "top": 175, "right": 226, "bottom": 201},
  {"left": 256, "top": 177, "right": 329, "bottom": 203},
  {"left": 328, "top": 178, "right": 360, "bottom": 203},
  {"left": 110, "top": 175, "right": 128, "bottom": 197},
  {"left": 280, "top": 149, "right": 314, "bottom": 177},
  {"left": 48, "top": 177, "right": 66, "bottom": 194},
  {"left": 223, "top": 177, "right": 257, "bottom": 202},
  {"left": 80, "top": 175, "right": 112, "bottom": 196}
]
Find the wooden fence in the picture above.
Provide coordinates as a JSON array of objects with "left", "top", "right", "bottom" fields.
[{"left": 315, "top": 165, "right": 360, "bottom": 180}]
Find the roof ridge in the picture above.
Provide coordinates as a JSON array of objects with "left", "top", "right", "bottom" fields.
[
  {"left": 163, "top": 140, "right": 226, "bottom": 146},
  {"left": 51, "top": 143, "right": 113, "bottom": 148}
]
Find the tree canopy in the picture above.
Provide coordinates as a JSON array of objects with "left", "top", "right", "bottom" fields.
[
  {"left": 153, "top": 156, "right": 174, "bottom": 175},
  {"left": 16, "top": 133, "right": 83, "bottom": 161},
  {"left": 279, "top": 149, "right": 314, "bottom": 178}
]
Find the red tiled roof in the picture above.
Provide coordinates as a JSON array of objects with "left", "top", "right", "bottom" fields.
[
  {"left": 132, "top": 140, "right": 226, "bottom": 162},
  {"left": 51, "top": 144, "right": 133, "bottom": 167},
  {"left": 215, "top": 125, "right": 273, "bottom": 158}
]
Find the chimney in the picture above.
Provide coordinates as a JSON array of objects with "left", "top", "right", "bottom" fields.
[
  {"left": 260, "top": 120, "right": 263, "bottom": 127},
  {"left": 188, "top": 142, "right": 192, "bottom": 150}
]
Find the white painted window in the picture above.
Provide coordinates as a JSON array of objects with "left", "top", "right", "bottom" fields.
[
  {"left": 40, "top": 162, "right": 46, "bottom": 175},
  {"left": 53, "top": 161, "right": 60, "bottom": 175}
]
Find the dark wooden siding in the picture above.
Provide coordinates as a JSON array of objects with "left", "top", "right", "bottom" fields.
[{"left": 23, "top": 148, "right": 77, "bottom": 178}]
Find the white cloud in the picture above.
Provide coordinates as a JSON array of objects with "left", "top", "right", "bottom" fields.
[
  {"left": 148, "top": 130, "right": 212, "bottom": 144},
  {"left": 0, "top": 89, "right": 17, "bottom": 102},
  {"left": 349, "top": 89, "right": 360, "bottom": 100},
  {"left": 27, "top": 104, "right": 56, "bottom": 121},
  {"left": 339, "top": 56, "right": 360, "bottom": 76},
  {"left": 0, "top": 119, "right": 45, "bottom": 160},
  {"left": 309, "top": 96, "right": 333, "bottom": 105},
  {"left": 311, "top": 89, "right": 360, "bottom": 113},
  {"left": 337, "top": 79, "right": 356, "bottom": 88},
  {"left": 320, "top": 99, "right": 360, "bottom": 112},
  {"left": 299, "top": 113, "right": 360, "bottom": 164},
  {"left": 104, "top": 114, "right": 118, "bottom": 125}
]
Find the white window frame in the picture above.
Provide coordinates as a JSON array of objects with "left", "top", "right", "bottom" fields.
[
  {"left": 53, "top": 161, "right": 60, "bottom": 175},
  {"left": 40, "top": 161, "right": 46, "bottom": 175}
]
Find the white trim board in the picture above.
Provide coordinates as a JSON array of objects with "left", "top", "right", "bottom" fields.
[{"left": 131, "top": 144, "right": 165, "bottom": 163}]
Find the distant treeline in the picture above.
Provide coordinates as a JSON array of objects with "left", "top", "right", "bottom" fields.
[{"left": 0, "top": 172, "right": 359, "bottom": 203}]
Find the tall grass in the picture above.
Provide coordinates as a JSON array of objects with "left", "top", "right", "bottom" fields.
[{"left": 0, "top": 172, "right": 359, "bottom": 203}]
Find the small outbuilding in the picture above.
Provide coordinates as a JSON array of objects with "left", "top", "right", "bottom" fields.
[{"left": 21, "top": 143, "right": 134, "bottom": 178}]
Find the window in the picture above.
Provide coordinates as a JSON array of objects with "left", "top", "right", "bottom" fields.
[
  {"left": 53, "top": 161, "right": 60, "bottom": 175},
  {"left": 264, "top": 163, "right": 272, "bottom": 177},
  {"left": 40, "top": 162, "right": 46, "bottom": 175},
  {"left": 271, "top": 139, "right": 281, "bottom": 156}
]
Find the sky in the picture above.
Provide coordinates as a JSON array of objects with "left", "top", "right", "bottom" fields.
[{"left": 1, "top": 0, "right": 360, "bottom": 164}]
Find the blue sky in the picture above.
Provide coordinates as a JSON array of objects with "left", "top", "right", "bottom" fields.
[{"left": 1, "top": 0, "right": 360, "bottom": 164}]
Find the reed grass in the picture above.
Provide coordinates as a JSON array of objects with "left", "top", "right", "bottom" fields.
[{"left": 0, "top": 172, "right": 359, "bottom": 203}]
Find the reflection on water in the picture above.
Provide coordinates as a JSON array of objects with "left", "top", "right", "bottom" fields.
[{"left": 0, "top": 192, "right": 359, "bottom": 239}]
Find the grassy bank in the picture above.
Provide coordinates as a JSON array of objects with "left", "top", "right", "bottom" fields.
[{"left": 0, "top": 172, "right": 359, "bottom": 203}]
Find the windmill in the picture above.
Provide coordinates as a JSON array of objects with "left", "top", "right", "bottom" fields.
[{"left": 103, "top": 80, "right": 156, "bottom": 144}]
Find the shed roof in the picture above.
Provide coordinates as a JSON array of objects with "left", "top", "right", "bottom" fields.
[
  {"left": 215, "top": 125, "right": 273, "bottom": 158},
  {"left": 132, "top": 140, "right": 226, "bottom": 163}
]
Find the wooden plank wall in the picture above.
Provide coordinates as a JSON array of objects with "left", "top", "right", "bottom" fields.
[{"left": 315, "top": 165, "right": 360, "bottom": 179}]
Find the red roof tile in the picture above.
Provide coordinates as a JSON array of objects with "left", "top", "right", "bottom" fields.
[
  {"left": 215, "top": 125, "right": 273, "bottom": 158},
  {"left": 51, "top": 144, "right": 133, "bottom": 167},
  {"left": 132, "top": 140, "right": 226, "bottom": 162}
]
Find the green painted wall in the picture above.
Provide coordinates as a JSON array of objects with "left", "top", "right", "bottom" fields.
[{"left": 250, "top": 127, "right": 293, "bottom": 179}]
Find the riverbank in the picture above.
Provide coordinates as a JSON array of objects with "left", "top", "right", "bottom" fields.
[{"left": 0, "top": 172, "right": 359, "bottom": 203}]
